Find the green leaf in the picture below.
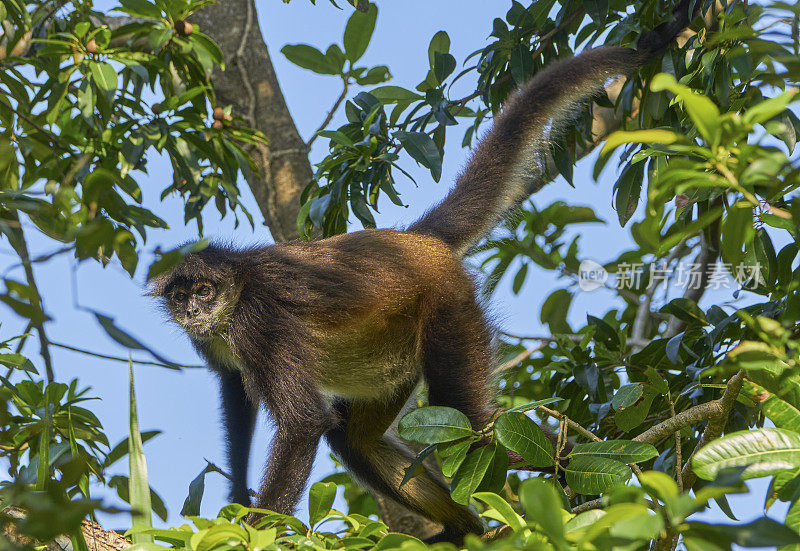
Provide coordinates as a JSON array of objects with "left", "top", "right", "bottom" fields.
[
  {"left": 180, "top": 463, "right": 212, "bottom": 517},
  {"left": 105, "top": 430, "right": 162, "bottom": 468},
  {"left": 148, "top": 241, "right": 208, "bottom": 281},
  {"left": 587, "top": 314, "right": 620, "bottom": 350},
  {"left": 612, "top": 384, "right": 643, "bottom": 410},
  {"left": 601, "top": 129, "right": 686, "bottom": 157},
  {"left": 651, "top": 73, "right": 721, "bottom": 146},
  {"left": 721, "top": 202, "right": 755, "bottom": 267},
  {"left": 94, "top": 313, "right": 180, "bottom": 368},
  {"left": 613, "top": 161, "right": 644, "bottom": 226},
  {"left": 394, "top": 131, "right": 442, "bottom": 182},
  {"left": 472, "top": 492, "right": 525, "bottom": 531},
  {"left": 686, "top": 518, "right": 800, "bottom": 548},
  {"left": 693, "top": 428, "right": 800, "bottom": 481},
  {"left": 370, "top": 86, "right": 423, "bottom": 103},
  {"left": 727, "top": 341, "right": 786, "bottom": 372},
  {"left": 610, "top": 511, "right": 664, "bottom": 540},
  {"left": 128, "top": 364, "right": 153, "bottom": 544},
  {"left": 742, "top": 381, "right": 800, "bottom": 431},
  {"left": 427, "top": 30, "right": 450, "bottom": 67},
  {"left": 637, "top": 470, "right": 679, "bottom": 500},
  {"left": 512, "top": 263, "right": 528, "bottom": 294},
  {"left": 373, "top": 533, "right": 420, "bottom": 550},
  {"left": 35, "top": 386, "right": 53, "bottom": 491},
  {"left": 584, "top": 0, "right": 608, "bottom": 24},
  {"left": 0, "top": 353, "right": 37, "bottom": 373},
  {"left": 400, "top": 443, "right": 437, "bottom": 487},
  {"left": 540, "top": 288, "right": 572, "bottom": 333},
  {"left": 89, "top": 61, "right": 118, "bottom": 93},
  {"left": 565, "top": 456, "right": 631, "bottom": 495},
  {"left": 308, "top": 481, "right": 337, "bottom": 525},
  {"left": 509, "top": 44, "right": 533, "bottom": 86},
  {"left": 450, "top": 443, "right": 495, "bottom": 504},
  {"left": 475, "top": 441, "right": 508, "bottom": 494},
  {"left": 570, "top": 441, "right": 658, "bottom": 463},
  {"left": 190, "top": 32, "right": 224, "bottom": 69},
  {"left": 343, "top": 3, "right": 377, "bottom": 63},
  {"left": 117, "top": 0, "right": 163, "bottom": 19},
  {"left": 615, "top": 391, "right": 655, "bottom": 433},
  {"left": 742, "top": 89, "right": 799, "bottom": 126},
  {"left": 493, "top": 412, "right": 554, "bottom": 467},
  {"left": 519, "top": 478, "right": 567, "bottom": 545},
  {"left": 398, "top": 406, "right": 474, "bottom": 444},
  {"left": 440, "top": 439, "right": 471, "bottom": 478},
  {"left": 660, "top": 298, "right": 708, "bottom": 325},
  {"left": 281, "top": 44, "right": 339, "bottom": 75}
]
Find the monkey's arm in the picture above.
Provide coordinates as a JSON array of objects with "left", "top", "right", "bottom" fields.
[
  {"left": 214, "top": 369, "right": 257, "bottom": 506},
  {"left": 231, "top": 314, "right": 336, "bottom": 516}
]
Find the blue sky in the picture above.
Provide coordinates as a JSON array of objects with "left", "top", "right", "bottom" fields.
[{"left": 1, "top": 0, "right": 788, "bottom": 537}]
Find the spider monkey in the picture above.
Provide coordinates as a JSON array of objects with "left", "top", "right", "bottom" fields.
[{"left": 150, "top": 2, "right": 696, "bottom": 542}]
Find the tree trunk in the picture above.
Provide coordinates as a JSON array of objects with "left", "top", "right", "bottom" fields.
[{"left": 189, "top": 0, "right": 312, "bottom": 243}]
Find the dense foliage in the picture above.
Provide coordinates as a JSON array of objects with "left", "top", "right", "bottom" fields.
[{"left": 1, "top": 0, "right": 800, "bottom": 549}]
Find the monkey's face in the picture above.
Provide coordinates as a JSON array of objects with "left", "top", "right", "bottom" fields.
[{"left": 164, "top": 279, "right": 233, "bottom": 337}]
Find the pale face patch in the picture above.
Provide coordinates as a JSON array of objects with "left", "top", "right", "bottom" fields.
[{"left": 165, "top": 279, "right": 240, "bottom": 338}]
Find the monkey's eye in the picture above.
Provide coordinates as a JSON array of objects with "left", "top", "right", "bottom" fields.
[
  {"left": 197, "top": 285, "right": 212, "bottom": 297},
  {"left": 173, "top": 291, "right": 187, "bottom": 302}
]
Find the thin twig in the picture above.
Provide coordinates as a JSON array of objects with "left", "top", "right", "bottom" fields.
[
  {"left": 204, "top": 460, "right": 258, "bottom": 498},
  {"left": 13, "top": 322, "right": 33, "bottom": 354},
  {"left": 51, "top": 341, "right": 204, "bottom": 369},
  {"left": 33, "top": 0, "right": 71, "bottom": 39},
  {"left": 492, "top": 344, "right": 547, "bottom": 376},
  {"left": 571, "top": 497, "right": 605, "bottom": 514},
  {"left": 10, "top": 225, "right": 54, "bottom": 382},
  {"left": 307, "top": 79, "right": 349, "bottom": 148},
  {"left": 0, "top": 96, "right": 70, "bottom": 153},
  {"left": 669, "top": 400, "right": 683, "bottom": 492},
  {"left": 537, "top": 405, "right": 601, "bottom": 442},
  {"left": 631, "top": 240, "right": 686, "bottom": 352}
]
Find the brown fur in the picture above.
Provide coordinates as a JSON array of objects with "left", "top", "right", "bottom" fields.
[{"left": 150, "top": 2, "right": 696, "bottom": 541}]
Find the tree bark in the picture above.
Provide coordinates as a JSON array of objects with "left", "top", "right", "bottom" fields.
[
  {"left": 3, "top": 507, "right": 132, "bottom": 551},
  {"left": 189, "top": 0, "right": 312, "bottom": 243}
]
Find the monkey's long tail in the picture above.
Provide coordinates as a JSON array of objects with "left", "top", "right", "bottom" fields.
[{"left": 408, "top": 1, "right": 694, "bottom": 255}]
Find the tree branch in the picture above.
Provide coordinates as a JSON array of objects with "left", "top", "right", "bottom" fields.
[
  {"left": 492, "top": 344, "right": 547, "bottom": 376},
  {"left": 5, "top": 222, "right": 54, "bottom": 382},
  {"left": 307, "top": 79, "right": 349, "bottom": 148},
  {"left": 680, "top": 370, "right": 745, "bottom": 489},
  {"left": 537, "top": 405, "right": 601, "bottom": 443}
]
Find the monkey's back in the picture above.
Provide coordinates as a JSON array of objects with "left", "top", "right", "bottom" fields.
[{"left": 265, "top": 229, "right": 478, "bottom": 398}]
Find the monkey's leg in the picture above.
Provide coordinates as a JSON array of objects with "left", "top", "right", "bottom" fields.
[
  {"left": 420, "top": 299, "right": 570, "bottom": 462},
  {"left": 325, "top": 395, "right": 483, "bottom": 541},
  {"left": 249, "top": 393, "right": 335, "bottom": 516},
  {"left": 216, "top": 369, "right": 257, "bottom": 506},
  {"left": 420, "top": 298, "right": 495, "bottom": 429}
]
